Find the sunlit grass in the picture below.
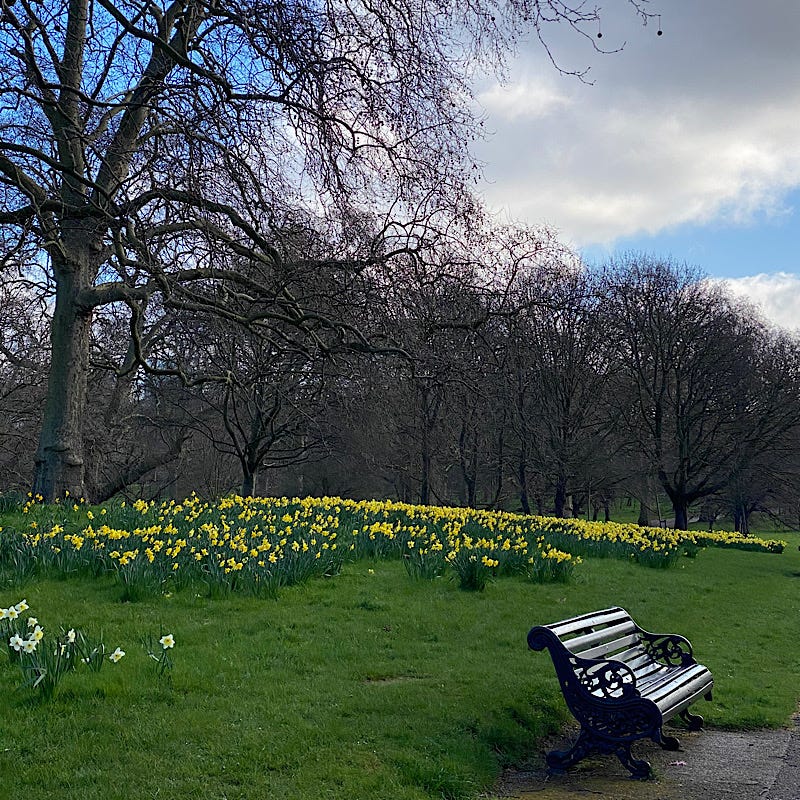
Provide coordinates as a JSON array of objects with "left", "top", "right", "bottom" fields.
[
  {"left": 0, "top": 497, "right": 797, "bottom": 799},
  {"left": 0, "top": 532, "right": 798, "bottom": 799}
]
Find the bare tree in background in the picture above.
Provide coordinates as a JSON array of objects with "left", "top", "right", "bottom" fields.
[
  {"left": 601, "top": 254, "right": 800, "bottom": 530},
  {"left": 520, "top": 267, "right": 612, "bottom": 517},
  {"left": 0, "top": 280, "right": 49, "bottom": 489},
  {"left": 174, "top": 324, "right": 328, "bottom": 497},
  {"left": 719, "top": 328, "right": 800, "bottom": 533},
  {"left": 0, "top": 0, "right": 660, "bottom": 500}
]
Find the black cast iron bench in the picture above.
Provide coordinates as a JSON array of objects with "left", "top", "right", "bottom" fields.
[{"left": 528, "top": 606, "right": 714, "bottom": 778}]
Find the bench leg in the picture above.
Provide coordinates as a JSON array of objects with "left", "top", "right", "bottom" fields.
[
  {"left": 546, "top": 729, "right": 652, "bottom": 780},
  {"left": 679, "top": 708, "right": 704, "bottom": 731},
  {"left": 546, "top": 728, "right": 595, "bottom": 773},
  {"left": 654, "top": 728, "right": 681, "bottom": 751},
  {"left": 614, "top": 743, "right": 653, "bottom": 780}
]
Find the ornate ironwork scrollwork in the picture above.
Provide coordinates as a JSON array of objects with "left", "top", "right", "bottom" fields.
[
  {"left": 571, "top": 656, "right": 636, "bottom": 699},
  {"left": 641, "top": 633, "right": 694, "bottom": 667},
  {"left": 561, "top": 689, "right": 660, "bottom": 741}
]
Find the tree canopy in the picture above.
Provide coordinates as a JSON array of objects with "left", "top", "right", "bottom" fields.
[{"left": 0, "top": 0, "right": 672, "bottom": 505}]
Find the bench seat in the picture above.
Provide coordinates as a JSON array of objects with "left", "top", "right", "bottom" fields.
[{"left": 528, "top": 606, "right": 713, "bottom": 778}]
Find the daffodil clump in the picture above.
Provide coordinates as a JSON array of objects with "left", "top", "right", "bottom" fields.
[
  {"left": 530, "top": 516, "right": 785, "bottom": 566},
  {"left": 334, "top": 499, "right": 581, "bottom": 589},
  {"left": 3, "top": 494, "right": 581, "bottom": 594},
  {"left": 2, "top": 599, "right": 125, "bottom": 699},
  {"left": 0, "top": 494, "right": 784, "bottom": 597}
]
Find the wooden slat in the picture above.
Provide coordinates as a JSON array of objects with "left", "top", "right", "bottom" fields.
[
  {"left": 577, "top": 632, "right": 642, "bottom": 661},
  {"left": 645, "top": 664, "right": 710, "bottom": 700},
  {"left": 613, "top": 645, "right": 646, "bottom": 663},
  {"left": 637, "top": 667, "right": 683, "bottom": 695},
  {"left": 658, "top": 675, "right": 714, "bottom": 719},
  {"left": 564, "top": 620, "right": 639, "bottom": 656},
  {"left": 642, "top": 665, "right": 713, "bottom": 716},
  {"left": 547, "top": 607, "right": 630, "bottom": 638},
  {"left": 632, "top": 662, "right": 669, "bottom": 683}
]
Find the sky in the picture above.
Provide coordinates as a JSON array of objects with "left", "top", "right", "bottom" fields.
[{"left": 472, "top": 0, "right": 800, "bottom": 331}]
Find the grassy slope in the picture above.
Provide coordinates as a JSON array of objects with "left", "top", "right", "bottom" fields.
[{"left": 0, "top": 534, "right": 798, "bottom": 799}]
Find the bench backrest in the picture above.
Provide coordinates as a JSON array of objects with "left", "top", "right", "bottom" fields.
[{"left": 542, "top": 606, "right": 644, "bottom": 662}]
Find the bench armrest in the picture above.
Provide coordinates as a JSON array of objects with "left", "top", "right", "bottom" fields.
[
  {"left": 638, "top": 632, "right": 695, "bottom": 667},
  {"left": 529, "top": 625, "right": 639, "bottom": 699}
]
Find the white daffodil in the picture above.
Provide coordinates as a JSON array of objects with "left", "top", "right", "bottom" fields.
[
  {"left": 27, "top": 617, "right": 38, "bottom": 628},
  {"left": 159, "top": 633, "right": 175, "bottom": 649},
  {"left": 109, "top": 647, "right": 125, "bottom": 663},
  {"left": 22, "top": 638, "right": 37, "bottom": 654},
  {"left": 15, "top": 599, "right": 29, "bottom": 612},
  {"left": 9, "top": 634, "right": 24, "bottom": 652},
  {"left": 0, "top": 608, "right": 9, "bottom": 620},
  {"left": 66, "top": 629, "right": 76, "bottom": 643},
  {"left": 31, "top": 625, "right": 44, "bottom": 642},
  {"left": 7, "top": 607, "right": 19, "bottom": 620}
]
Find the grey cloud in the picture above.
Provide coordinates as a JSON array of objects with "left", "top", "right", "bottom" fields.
[{"left": 472, "top": 1, "right": 800, "bottom": 247}]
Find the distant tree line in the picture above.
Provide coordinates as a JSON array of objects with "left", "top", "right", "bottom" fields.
[{"left": 3, "top": 242, "right": 799, "bottom": 533}]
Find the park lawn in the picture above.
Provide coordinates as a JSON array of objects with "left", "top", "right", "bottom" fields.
[{"left": 0, "top": 533, "right": 798, "bottom": 800}]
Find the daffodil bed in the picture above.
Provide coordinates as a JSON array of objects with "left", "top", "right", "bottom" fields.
[
  {"left": 0, "top": 494, "right": 798, "bottom": 800},
  {"left": 0, "top": 494, "right": 786, "bottom": 598},
  {"left": 1, "top": 536, "right": 799, "bottom": 800}
]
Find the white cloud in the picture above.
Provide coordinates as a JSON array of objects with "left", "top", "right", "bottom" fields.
[
  {"left": 717, "top": 272, "right": 800, "bottom": 331},
  {"left": 477, "top": 91, "right": 800, "bottom": 247},
  {"left": 478, "top": 79, "right": 572, "bottom": 121},
  {"left": 472, "top": 1, "right": 800, "bottom": 248}
]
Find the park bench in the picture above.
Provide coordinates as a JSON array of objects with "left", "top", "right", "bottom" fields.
[{"left": 527, "top": 606, "right": 714, "bottom": 778}]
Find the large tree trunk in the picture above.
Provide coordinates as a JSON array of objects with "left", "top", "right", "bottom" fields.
[
  {"left": 673, "top": 501, "right": 689, "bottom": 530},
  {"left": 733, "top": 504, "right": 751, "bottom": 535},
  {"left": 32, "top": 257, "right": 93, "bottom": 501},
  {"left": 554, "top": 476, "right": 567, "bottom": 518},
  {"left": 241, "top": 465, "right": 258, "bottom": 497}
]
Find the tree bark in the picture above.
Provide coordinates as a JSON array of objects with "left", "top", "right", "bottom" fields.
[
  {"left": 673, "top": 501, "right": 689, "bottom": 531},
  {"left": 32, "top": 243, "right": 94, "bottom": 501},
  {"left": 241, "top": 469, "right": 257, "bottom": 497},
  {"left": 554, "top": 477, "right": 567, "bottom": 518},
  {"left": 733, "top": 504, "right": 751, "bottom": 535}
]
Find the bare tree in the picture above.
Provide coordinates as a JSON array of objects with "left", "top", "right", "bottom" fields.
[
  {"left": 601, "top": 254, "right": 800, "bottom": 530},
  {"left": 174, "top": 324, "right": 328, "bottom": 497},
  {"left": 0, "top": 0, "right": 659, "bottom": 500},
  {"left": 720, "top": 328, "right": 800, "bottom": 533},
  {"left": 0, "top": 280, "right": 49, "bottom": 489},
  {"left": 525, "top": 267, "right": 613, "bottom": 516}
]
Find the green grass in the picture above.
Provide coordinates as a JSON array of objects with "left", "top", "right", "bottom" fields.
[{"left": 1, "top": 530, "right": 799, "bottom": 799}]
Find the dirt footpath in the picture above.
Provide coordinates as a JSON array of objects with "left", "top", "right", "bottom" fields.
[{"left": 491, "top": 716, "right": 800, "bottom": 800}]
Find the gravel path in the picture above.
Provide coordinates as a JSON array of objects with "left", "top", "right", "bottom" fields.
[{"left": 491, "top": 715, "right": 800, "bottom": 800}]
